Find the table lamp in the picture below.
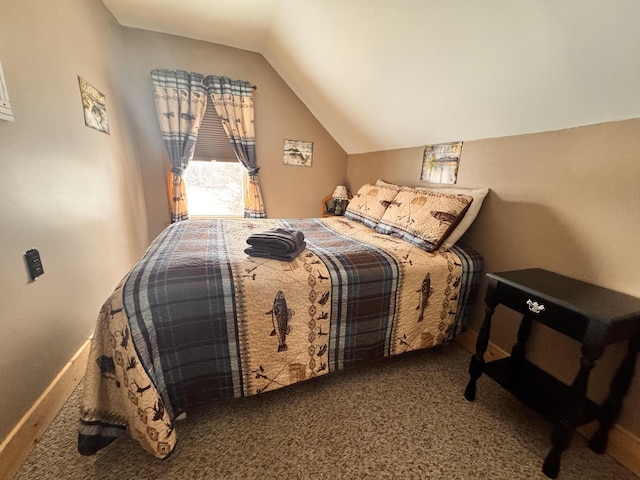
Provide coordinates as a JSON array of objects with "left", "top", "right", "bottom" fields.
[{"left": 332, "top": 185, "right": 349, "bottom": 200}]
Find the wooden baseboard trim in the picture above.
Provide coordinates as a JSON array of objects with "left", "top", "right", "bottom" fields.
[
  {"left": 0, "top": 338, "right": 91, "bottom": 480},
  {"left": 455, "top": 329, "right": 510, "bottom": 361},
  {"left": 455, "top": 330, "right": 640, "bottom": 477}
]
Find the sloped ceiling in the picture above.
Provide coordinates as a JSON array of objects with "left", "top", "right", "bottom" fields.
[{"left": 102, "top": 0, "right": 640, "bottom": 154}]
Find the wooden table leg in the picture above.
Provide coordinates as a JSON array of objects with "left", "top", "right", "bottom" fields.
[
  {"left": 464, "top": 303, "right": 495, "bottom": 401},
  {"left": 510, "top": 314, "right": 533, "bottom": 376},
  {"left": 589, "top": 332, "right": 640, "bottom": 454},
  {"left": 542, "top": 344, "right": 601, "bottom": 478}
]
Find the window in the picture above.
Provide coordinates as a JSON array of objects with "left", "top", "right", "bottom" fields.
[
  {"left": 184, "top": 98, "right": 244, "bottom": 217},
  {"left": 183, "top": 161, "right": 244, "bottom": 217}
]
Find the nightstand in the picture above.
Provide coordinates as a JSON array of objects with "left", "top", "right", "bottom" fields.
[{"left": 464, "top": 268, "right": 640, "bottom": 478}]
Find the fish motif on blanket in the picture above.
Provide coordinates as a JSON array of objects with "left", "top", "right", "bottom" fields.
[
  {"left": 416, "top": 273, "right": 433, "bottom": 322},
  {"left": 266, "top": 290, "right": 294, "bottom": 352}
]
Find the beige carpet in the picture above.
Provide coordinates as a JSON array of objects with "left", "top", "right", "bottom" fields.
[{"left": 14, "top": 343, "right": 638, "bottom": 480}]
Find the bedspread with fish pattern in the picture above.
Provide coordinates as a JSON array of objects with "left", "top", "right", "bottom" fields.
[{"left": 78, "top": 217, "right": 482, "bottom": 458}]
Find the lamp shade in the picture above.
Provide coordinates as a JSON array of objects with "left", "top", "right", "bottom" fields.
[{"left": 332, "top": 185, "right": 349, "bottom": 200}]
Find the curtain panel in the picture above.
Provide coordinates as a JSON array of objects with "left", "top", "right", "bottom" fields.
[
  {"left": 204, "top": 75, "right": 266, "bottom": 218},
  {"left": 151, "top": 69, "right": 207, "bottom": 222}
]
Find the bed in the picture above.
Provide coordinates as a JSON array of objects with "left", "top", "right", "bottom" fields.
[{"left": 78, "top": 184, "right": 485, "bottom": 458}]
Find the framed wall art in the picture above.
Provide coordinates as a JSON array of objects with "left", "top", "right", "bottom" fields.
[
  {"left": 78, "top": 76, "right": 110, "bottom": 134},
  {"left": 283, "top": 139, "right": 313, "bottom": 167},
  {"left": 0, "top": 59, "right": 14, "bottom": 122},
  {"left": 420, "top": 141, "right": 462, "bottom": 184}
]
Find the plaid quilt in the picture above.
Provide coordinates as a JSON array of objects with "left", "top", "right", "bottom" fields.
[{"left": 78, "top": 217, "right": 482, "bottom": 458}]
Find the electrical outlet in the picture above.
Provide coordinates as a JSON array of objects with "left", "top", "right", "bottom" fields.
[{"left": 25, "top": 249, "right": 44, "bottom": 281}]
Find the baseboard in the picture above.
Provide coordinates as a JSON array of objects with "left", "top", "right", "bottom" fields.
[
  {"left": 0, "top": 338, "right": 91, "bottom": 480},
  {"left": 455, "top": 329, "right": 510, "bottom": 361},
  {"left": 455, "top": 330, "right": 640, "bottom": 477}
]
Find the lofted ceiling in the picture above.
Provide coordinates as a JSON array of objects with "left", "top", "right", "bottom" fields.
[{"left": 102, "top": 0, "right": 640, "bottom": 155}]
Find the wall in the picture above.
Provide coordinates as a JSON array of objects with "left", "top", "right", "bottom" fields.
[
  {"left": 0, "top": 0, "right": 149, "bottom": 441},
  {"left": 121, "top": 28, "right": 348, "bottom": 238},
  {"left": 347, "top": 118, "right": 640, "bottom": 439}
]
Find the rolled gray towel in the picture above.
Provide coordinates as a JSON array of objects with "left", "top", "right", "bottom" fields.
[
  {"left": 246, "top": 228, "right": 305, "bottom": 254},
  {"left": 244, "top": 241, "right": 307, "bottom": 261}
]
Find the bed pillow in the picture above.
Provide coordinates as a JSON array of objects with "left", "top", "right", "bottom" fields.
[
  {"left": 344, "top": 183, "right": 401, "bottom": 228},
  {"left": 377, "top": 180, "right": 489, "bottom": 249},
  {"left": 375, "top": 188, "right": 473, "bottom": 251},
  {"left": 415, "top": 186, "right": 488, "bottom": 249}
]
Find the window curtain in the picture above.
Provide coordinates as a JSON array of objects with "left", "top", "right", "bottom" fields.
[
  {"left": 151, "top": 69, "right": 207, "bottom": 222},
  {"left": 203, "top": 75, "right": 266, "bottom": 218}
]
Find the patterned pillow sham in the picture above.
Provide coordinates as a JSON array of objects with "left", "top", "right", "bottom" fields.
[
  {"left": 344, "top": 183, "right": 401, "bottom": 228},
  {"left": 374, "top": 188, "right": 473, "bottom": 251},
  {"left": 375, "top": 179, "right": 488, "bottom": 249},
  {"left": 414, "top": 186, "right": 488, "bottom": 249}
]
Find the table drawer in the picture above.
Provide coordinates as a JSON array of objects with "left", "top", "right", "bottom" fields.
[{"left": 495, "top": 282, "right": 588, "bottom": 340}]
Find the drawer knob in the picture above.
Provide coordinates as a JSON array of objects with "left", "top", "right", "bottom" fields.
[{"left": 527, "top": 299, "right": 546, "bottom": 314}]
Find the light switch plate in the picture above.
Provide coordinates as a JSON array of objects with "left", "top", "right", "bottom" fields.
[{"left": 25, "top": 249, "right": 44, "bottom": 281}]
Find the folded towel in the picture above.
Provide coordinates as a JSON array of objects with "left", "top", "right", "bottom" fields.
[
  {"left": 244, "top": 241, "right": 307, "bottom": 262},
  {"left": 246, "top": 228, "right": 305, "bottom": 255}
]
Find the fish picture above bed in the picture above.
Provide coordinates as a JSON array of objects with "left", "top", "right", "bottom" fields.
[{"left": 78, "top": 184, "right": 484, "bottom": 459}]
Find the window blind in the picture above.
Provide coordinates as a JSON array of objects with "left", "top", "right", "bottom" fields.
[{"left": 193, "top": 100, "right": 238, "bottom": 162}]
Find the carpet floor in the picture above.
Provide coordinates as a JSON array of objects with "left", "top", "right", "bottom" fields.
[{"left": 13, "top": 343, "right": 639, "bottom": 479}]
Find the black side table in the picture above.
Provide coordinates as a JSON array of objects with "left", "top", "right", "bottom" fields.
[{"left": 464, "top": 268, "right": 640, "bottom": 478}]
